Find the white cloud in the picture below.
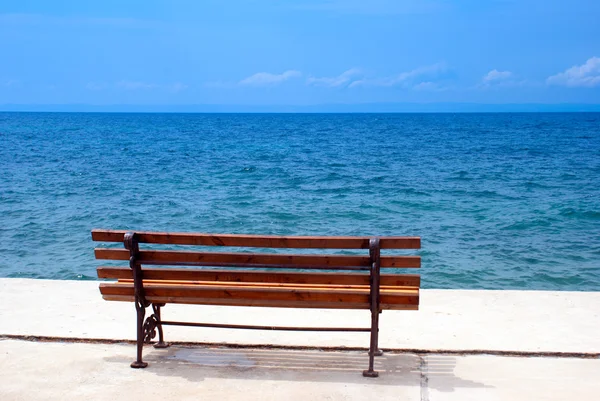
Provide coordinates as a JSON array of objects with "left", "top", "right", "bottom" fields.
[
  {"left": 86, "top": 82, "right": 107, "bottom": 91},
  {"left": 117, "top": 80, "right": 158, "bottom": 90},
  {"left": 349, "top": 63, "right": 447, "bottom": 88},
  {"left": 207, "top": 65, "right": 447, "bottom": 90},
  {"left": 306, "top": 68, "right": 362, "bottom": 87},
  {"left": 483, "top": 69, "right": 512, "bottom": 83},
  {"left": 2, "top": 79, "right": 18, "bottom": 87},
  {"left": 547, "top": 57, "right": 600, "bottom": 88},
  {"left": 413, "top": 81, "right": 446, "bottom": 91},
  {"left": 239, "top": 70, "right": 302, "bottom": 86},
  {"left": 167, "top": 82, "right": 188, "bottom": 92},
  {"left": 477, "top": 69, "right": 527, "bottom": 89}
]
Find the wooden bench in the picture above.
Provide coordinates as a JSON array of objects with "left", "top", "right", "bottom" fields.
[{"left": 92, "top": 229, "right": 421, "bottom": 377}]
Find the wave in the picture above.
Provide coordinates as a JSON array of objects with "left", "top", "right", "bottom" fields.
[{"left": 559, "top": 208, "right": 600, "bottom": 220}]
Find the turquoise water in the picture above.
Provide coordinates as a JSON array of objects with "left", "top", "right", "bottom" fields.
[{"left": 1, "top": 112, "right": 599, "bottom": 290}]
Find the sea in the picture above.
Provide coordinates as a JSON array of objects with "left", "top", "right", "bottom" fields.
[{"left": 1, "top": 112, "right": 599, "bottom": 290}]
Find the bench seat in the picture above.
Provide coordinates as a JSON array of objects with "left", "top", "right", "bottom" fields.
[
  {"left": 98, "top": 266, "right": 419, "bottom": 309},
  {"left": 99, "top": 279, "right": 419, "bottom": 310}
]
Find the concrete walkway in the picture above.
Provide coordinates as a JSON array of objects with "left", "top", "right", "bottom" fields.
[
  {"left": 1, "top": 279, "right": 599, "bottom": 353},
  {"left": 1, "top": 278, "right": 599, "bottom": 400},
  {"left": 1, "top": 339, "right": 599, "bottom": 401}
]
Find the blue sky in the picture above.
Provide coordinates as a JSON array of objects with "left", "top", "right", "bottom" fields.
[{"left": 1, "top": 0, "right": 600, "bottom": 109}]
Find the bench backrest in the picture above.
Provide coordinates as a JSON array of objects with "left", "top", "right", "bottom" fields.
[{"left": 92, "top": 229, "right": 421, "bottom": 287}]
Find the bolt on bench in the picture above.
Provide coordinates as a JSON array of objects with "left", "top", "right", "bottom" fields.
[{"left": 92, "top": 229, "right": 421, "bottom": 377}]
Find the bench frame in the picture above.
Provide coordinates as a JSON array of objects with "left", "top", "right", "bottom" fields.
[{"left": 97, "top": 230, "right": 420, "bottom": 377}]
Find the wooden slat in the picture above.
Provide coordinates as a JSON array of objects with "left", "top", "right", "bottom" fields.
[
  {"left": 97, "top": 266, "right": 421, "bottom": 287},
  {"left": 94, "top": 249, "right": 420, "bottom": 268},
  {"left": 101, "top": 282, "right": 418, "bottom": 297},
  {"left": 99, "top": 283, "right": 419, "bottom": 306},
  {"left": 92, "top": 229, "right": 420, "bottom": 249},
  {"left": 382, "top": 256, "right": 420, "bottom": 268},
  {"left": 115, "top": 279, "right": 420, "bottom": 294},
  {"left": 103, "top": 295, "right": 371, "bottom": 309},
  {"left": 101, "top": 295, "right": 418, "bottom": 310}
]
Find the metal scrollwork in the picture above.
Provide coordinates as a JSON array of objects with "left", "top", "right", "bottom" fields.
[{"left": 143, "top": 314, "right": 158, "bottom": 343}]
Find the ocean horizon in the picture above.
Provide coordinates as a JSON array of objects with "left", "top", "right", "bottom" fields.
[
  {"left": 3, "top": 103, "right": 600, "bottom": 113},
  {"left": 1, "top": 111, "right": 599, "bottom": 290}
]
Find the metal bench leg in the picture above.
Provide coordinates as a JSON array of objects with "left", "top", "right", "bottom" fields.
[
  {"left": 363, "top": 239, "right": 381, "bottom": 378},
  {"left": 126, "top": 231, "right": 149, "bottom": 368},
  {"left": 153, "top": 304, "right": 170, "bottom": 349},
  {"left": 363, "top": 308, "right": 380, "bottom": 377},
  {"left": 131, "top": 300, "right": 148, "bottom": 368}
]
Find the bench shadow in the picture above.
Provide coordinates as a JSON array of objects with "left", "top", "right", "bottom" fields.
[{"left": 104, "top": 345, "right": 492, "bottom": 391}]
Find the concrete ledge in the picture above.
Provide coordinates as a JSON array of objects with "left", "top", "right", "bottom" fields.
[{"left": 2, "top": 278, "right": 600, "bottom": 353}]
